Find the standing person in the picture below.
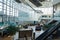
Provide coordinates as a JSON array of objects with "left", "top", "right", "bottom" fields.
[{"left": 40, "top": 24, "right": 43, "bottom": 30}]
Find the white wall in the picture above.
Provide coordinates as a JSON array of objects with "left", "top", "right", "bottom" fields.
[
  {"left": 54, "top": 3, "right": 60, "bottom": 13},
  {"left": 54, "top": 3, "right": 60, "bottom": 20},
  {"left": 53, "top": 0, "right": 60, "bottom": 5},
  {"left": 57, "top": 3, "right": 60, "bottom": 11}
]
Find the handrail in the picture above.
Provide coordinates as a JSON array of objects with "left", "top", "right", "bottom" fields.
[{"left": 36, "top": 22, "right": 60, "bottom": 40}]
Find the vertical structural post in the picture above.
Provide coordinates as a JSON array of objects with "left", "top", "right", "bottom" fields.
[
  {"left": 2, "top": 0, "right": 4, "bottom": 24},
  {"left": 6, "top": 0, "right": 8, "bottom": 23},
  {"left": 53, "top": 5, "right": 54, "bottom": 18}
]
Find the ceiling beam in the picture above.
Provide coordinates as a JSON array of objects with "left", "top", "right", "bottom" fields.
[
  {"left": 29, "top": 0, "right": 42, "bottom": 7},
  {"left": 15, "top": 0, "right": 21, "bottom": 3}
]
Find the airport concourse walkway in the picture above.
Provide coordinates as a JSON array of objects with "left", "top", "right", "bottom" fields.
[{"left": 35, "top": 30, "right": 44, "bottom": 39}]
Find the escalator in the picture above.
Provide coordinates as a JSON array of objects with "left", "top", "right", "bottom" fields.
[{"left": 36, "top": 22, "right": 60, "bottom": 40}]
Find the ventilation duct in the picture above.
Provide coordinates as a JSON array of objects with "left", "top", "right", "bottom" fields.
[{"left": 29, "top": 0, "right": 42, "bottom": 7}]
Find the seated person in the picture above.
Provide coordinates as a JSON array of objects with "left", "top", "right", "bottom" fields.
[
  {"left": 23, "top": 25, "right": 28, "bottom": 29},
  {"left": 35, "top": 24, "right": 41, "bottom": 31}
]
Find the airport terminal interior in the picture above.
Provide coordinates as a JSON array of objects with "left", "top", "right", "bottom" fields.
[{"left": 0, "top": 0, "right": 60, "bottom": 40}]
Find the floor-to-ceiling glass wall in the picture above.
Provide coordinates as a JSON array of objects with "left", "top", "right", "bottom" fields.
[{"left": 0, "top": 0, "right": 19, "bottom": 25}]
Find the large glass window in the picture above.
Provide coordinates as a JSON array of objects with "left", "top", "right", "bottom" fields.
[
  {"left": 4, "top": 4, "right": 6, "bottom": 14},
  {"left": 10, "top": 0, "right": 13, "bottom": 7},
  {"left": 7, "top": 0, "right": 10, "bottom": 6},
  {"left": 16, "top": 10, "right": 18, "bottom": 17},
  {"left": 4, "top": 4, "right": 6, "bottom": 9},
  {"left": 0, "top": 5, "right": 2, "bottom": 8},
  {"left": 9, "top": 7, "right": 13, "bottom": 16},
  {"left": 4, "top": 0, "right": 6, "bottom": 4},
  {"left": 14, "top": 9, "right": 17, "bottom": 17},
  {"left": 0, "top": 3, "right": 2, "bottom": 11},
  {"left": 10, "top": 12, "right": 12, "bottom": 16},
  {"left": 0, "top": 6, "right": 2, "bottom": 11},
  {"left": 0, "top": 0, "right": 19, "bottom": 23},
  {"left": 7, "top": 6, "right": 9, "bottom": 10},
  {"left": 4, "top": 9, "right": 6, "bottom": 14},
  {"left": 7, "top": 6, "right": 9, "bottom": 15},
  {"left": 13, "top": 8, "right": 14, "bottom": 16},
  {"left": 7, "top": 10, "right": 9, "bottom": 15},
  {"left": 0, "top": 3, "right": 2, "bottom": 6},
  {"left": 0, "top": 0, "right": 19, "bottom": 17},
  {"left": 0, "top": 0, "right": 3, "bottom": 2}
]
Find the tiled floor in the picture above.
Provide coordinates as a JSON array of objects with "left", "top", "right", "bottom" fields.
[
  {"left": 14, "top": 26, "right": 44, "bottom": 40},
  {"left": 35, "top": 30, "right": 44, "bottom": 39},
  {"left": 28, "top": 26, "right": 44, "bottom": 38}
]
